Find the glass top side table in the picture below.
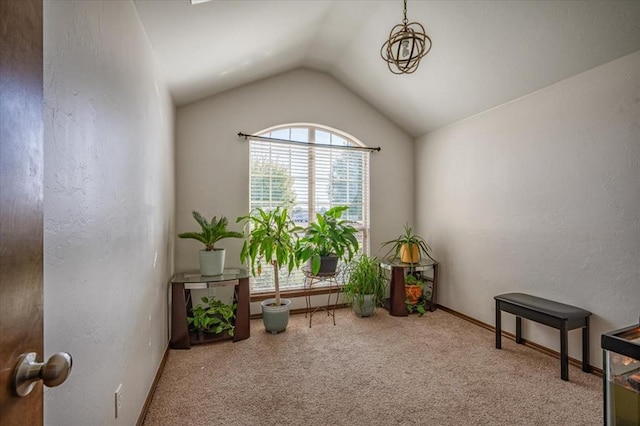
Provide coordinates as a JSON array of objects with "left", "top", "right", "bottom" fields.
[
  {"left": 172, "top": 268, "right": 250, "bottom": 288},
  {"left": 380, "top": 259, "right": 439, "bottom": 317}
]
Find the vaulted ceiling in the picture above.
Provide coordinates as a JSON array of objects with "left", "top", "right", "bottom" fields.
[{"left": 134, "top": 0, "right": 640, "bottom": 137}]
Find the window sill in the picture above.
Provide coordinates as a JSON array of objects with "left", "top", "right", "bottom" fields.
[{"left": 250, "top": 284, "right": 342, "bottom": 302}]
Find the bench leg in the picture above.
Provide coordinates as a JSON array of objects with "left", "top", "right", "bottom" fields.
[
  {"left": 582, "top": 317, "right": 591, "bottom": 373},
  {"left": 515, "top": 316, "right": 523, "bottom": 344},
  {"left": 560, "top": 324, "right": 568, "bottom": 381},
  {"left": 495, "top": 300, "right": 501, "bottom": 349}
]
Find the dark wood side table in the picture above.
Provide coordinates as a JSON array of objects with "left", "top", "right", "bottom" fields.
[
  {"left": 170, "top": 269, "right": 250, "bottom": 349},
  {"left": 381, "top": 260, "right": 439, "bottom": 317}
]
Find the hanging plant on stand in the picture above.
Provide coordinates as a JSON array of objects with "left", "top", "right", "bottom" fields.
[{"left": 299, "top": 206, "right": 359, "bottom": 276}]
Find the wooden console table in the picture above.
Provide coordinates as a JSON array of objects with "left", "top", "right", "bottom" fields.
[
  {"left": 170, "top": 269, "right": 250, "bottom": 349},
  {"left": 381, "top": 260, "right": 439, "bottom": 317}
]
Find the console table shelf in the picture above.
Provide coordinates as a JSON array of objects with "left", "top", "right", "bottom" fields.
[
  {"left": 381, "top": 260, "right": 439, "bottom": 317},
  {"left": 170, "top": 269, "right": 250, "bottom": 349}
]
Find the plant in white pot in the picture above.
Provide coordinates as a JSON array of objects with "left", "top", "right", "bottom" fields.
[
  {"left": 237, "top": 207, "right": 302, "bottom": 334},
  {"left": 178, "top": 211, "right": 243, "bottom": 276}
]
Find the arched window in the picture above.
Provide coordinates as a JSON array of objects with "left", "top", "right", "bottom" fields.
[{"left": 248, "top": 124, "right": 370, "bottom": 292}]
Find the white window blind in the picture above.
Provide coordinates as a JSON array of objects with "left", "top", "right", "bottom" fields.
[{"left": 248, "top": 125, "right": 370, "bottom": 293}]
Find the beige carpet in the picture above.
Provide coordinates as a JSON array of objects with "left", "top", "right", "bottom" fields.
[{"left": 143, "top": 309, "right": 601, "bottom": 425}]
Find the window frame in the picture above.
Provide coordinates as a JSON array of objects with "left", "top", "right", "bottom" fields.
[{"left": 247, "top": 123, "right": 371, "bottom": 294}]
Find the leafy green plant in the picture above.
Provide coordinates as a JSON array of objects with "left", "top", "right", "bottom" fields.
[
  {"left": 178, "top": 211, "right": 243, "bottom": 251},
  {"left": 299, "top": 206, "right": 359, "bottom": 275},
  {"left": 237, "top": 207, "right": 302, "bottom": 305},
  {"left": 380, "top": 224, "right": 434, "bottom": 265},
  {"left": 187, "top": 296, "right": 237, "bottom": 335},
  {"left": 404, "top": 274, "right": 433, "bottom": 317},
  {"left": 343, "top": 254, "right": 387, "bottom": 314}
]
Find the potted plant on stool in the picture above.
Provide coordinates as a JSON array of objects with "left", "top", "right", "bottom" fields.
[
  {"left": 299, "top": 206, "right": 359, "bottom": 275},
  {"left": 237, "top": 207, "right": 302, "bottom": 334},
  {"left": 178, "top": 211, "right": 243, "bottom": 276},
  {"left": 343, "top": 255, "right": 387, "bottom": 317}
]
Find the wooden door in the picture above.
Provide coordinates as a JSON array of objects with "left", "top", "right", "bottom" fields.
[{"left": 0, "top": 0, "right": 44, "bottom": 424}]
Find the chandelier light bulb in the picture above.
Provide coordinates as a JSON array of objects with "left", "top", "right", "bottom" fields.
[{"left": 402, "top": 39, "right": 410, "bottom": 57}]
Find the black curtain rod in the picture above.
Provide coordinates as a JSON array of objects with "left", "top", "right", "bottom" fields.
[{"left": 237, "top": 132, "right": 381, "bottom": 153}]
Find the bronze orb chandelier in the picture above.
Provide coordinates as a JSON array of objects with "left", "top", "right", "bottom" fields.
[{"left": 380, "top": 0, "right": 432, "bottom": 74}]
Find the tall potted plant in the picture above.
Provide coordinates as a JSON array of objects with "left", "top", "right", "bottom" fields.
[
  {"left": 299, "top": 206, "right": 359, "bottom": 275},
  {"left": 343, "top": 255, "right": 387, "bottom": 317},
  {"left": 237, "top": 207, "right": 301, "bottom": 334},
  {"left": 178, "top": 211, "right": 243, "bottom": 276}
]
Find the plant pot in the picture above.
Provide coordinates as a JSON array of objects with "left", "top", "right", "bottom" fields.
[
  {"left": 405, "top": 284, "right": 423, "bottom": 305},
  {"left": 311, "top": 255, "right": 339, "bottom": 274},
  {"left": 400, "top": 244, "right": 420, "bottom": 263},
  {"left": 261, "top": 298, "right": 291, "bottom": 334},
  {"left": 199, "top": 248, "right": 225, "bottom": 276},
  {"left": 352, "top": 294, "right": 376, "bottom": 318}
]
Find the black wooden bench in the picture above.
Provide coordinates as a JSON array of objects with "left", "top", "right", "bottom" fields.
[{"left": 494, "top": 292, "right": 591, "bottom": 381}]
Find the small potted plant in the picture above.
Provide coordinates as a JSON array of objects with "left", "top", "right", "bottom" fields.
[
  {"left": 237, "top": 207, "right": 302, "bottom": 334},
  {"left": 178, "top": 211, "right": 243, "bottom": 276},
  {"left": 299, "top": 206, "right": 359, "bottom": 275},
  {"left": 404, "top": 274, "right": 433, "bottom": 317},
  {"left": 343, "top": 255, "right": 387, "bottom": 317},
  {"left": 380, "top": 223, "right": 435, "bottom": 265}
]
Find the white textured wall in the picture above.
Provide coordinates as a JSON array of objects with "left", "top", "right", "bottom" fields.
[
  {"left": 175, "top": 68, "right": 414, "bottom": 281},
  {"left": 44, "top": 1, "right": 175, "bottom": 424},
  {"left": 415, "top": 51, "right": 640, "bottom": 367}
]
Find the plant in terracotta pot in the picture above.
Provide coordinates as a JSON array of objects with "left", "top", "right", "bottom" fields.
[
  {"left": 343, "top": 254, "right": 387, "bottom": 318},
  {"left": 178, "top": 211, "right": 243, "bottom": 276},
  {"left": 299, "top": 206, "right": 359, "bottom": 276},
  {"left": 237, "top": 207, "right": 302, "bottom": 334},
  {"left": 403, "top": 274, "right": 433, "bottom": 317}
]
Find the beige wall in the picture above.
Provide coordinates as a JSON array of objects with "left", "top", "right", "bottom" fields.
[
  {"left": 415, "top": 50, "right": 640, "bottom": 367},
  {"left": 175, "top": 68, "right": 414, "bottom": 283},
  {"left": 44, "top": 1, "right": 175, "bottom": 424}
]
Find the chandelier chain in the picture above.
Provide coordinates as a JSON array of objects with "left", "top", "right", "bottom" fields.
[{"left": 402, "top": 0, "right": 408, "bottom": 25}]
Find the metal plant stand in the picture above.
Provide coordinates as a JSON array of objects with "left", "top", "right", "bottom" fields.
[{"left": 302, "top": 266, "right": 341, "bottom": 328}]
